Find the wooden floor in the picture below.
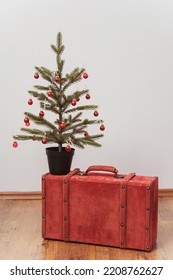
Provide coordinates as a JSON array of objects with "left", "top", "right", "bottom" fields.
[{"left": 0, "top": 197, "right": 173, "bottom": 260}]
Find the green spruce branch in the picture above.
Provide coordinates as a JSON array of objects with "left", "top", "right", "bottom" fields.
[
  {"left": 35, "top": 66, "right": 52, "bottom": 83},
  {"left": 24, "top": 112, "right": 57, "bottom": 130},
  {"left": 65, "top": 105, "right": 98, "bottom": 114},
  {"left": 63, "top": 68, "right": 85, "bottom": 92},
  {"left": 34, "top": 85, "right": 50, "bottom": 91}
]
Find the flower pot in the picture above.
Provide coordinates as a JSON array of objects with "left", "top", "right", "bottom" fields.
[{"left": 46, "top": 147, "right": 75, "bottom": 175}]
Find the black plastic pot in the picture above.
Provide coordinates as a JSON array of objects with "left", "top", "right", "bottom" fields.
[{"left": 46, "top": 147, "right": 75, "bottom": 175}]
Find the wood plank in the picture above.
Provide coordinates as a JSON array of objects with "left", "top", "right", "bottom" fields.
[
  {"left": 0, "top": 200, "right": 42, "bottom": 259},
  {"left": 0, "top": 197, "right": 173, "bottom": 259},
  {"left": 0, "top": 188, "right": 173, "bottom": 199}
]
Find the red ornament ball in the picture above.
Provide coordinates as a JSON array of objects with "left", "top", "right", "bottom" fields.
[
  {"left": 54, "top": 76, "right": 61, "bottom": 83},
  {"left": 39, "top": 111, "right": 45, "bottom": 117},
  {"left": 60, "top": 122, "right": 66, "bottom": 130},
  {"left": 71, "top": 99, "right": 77, "bottom": 106},
  {"left": 85, "top": 93, "right": 91, "bottom": 100},
  {"left": 25, "top": 122, "right": 30, "bottom": 127},
  {"left": 76, "top": 97, "right": 80, "bottom": 102},
  {"left": 84, "top": 131, "right": 89, "bottom": 137},
  {"left": 65, "top": 145, "right": 71, "bottom": 152},
  {"left": 42, "top": 138, "right": 47, "bottom": 144},
  {"left": 83, "top": 73, "right": 88, "bottom": 79},
  {"left": 100, "top": 124, "right": 105, "bottom": 131},
  {"left": 24, "top": 117, "right": 29, "bottom": 123},
  {"left": 34, "top": 73, "right": 39, "bottom": 79},
  {"left": 94, "top": 111, "right": 99, "bottom": 117},
  {"left": 13, "top": 141, "right": 18, "bottom": 148},
  {"left": 28, "top": 99, "right": 33, "bottom": 105},
  {"left": 47, "top": 91, "right": 53, "bottom": 97}
]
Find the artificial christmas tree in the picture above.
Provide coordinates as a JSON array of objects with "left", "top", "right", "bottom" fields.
[{"left": 13, "top": 32, "right": 104, "bottom": 175}]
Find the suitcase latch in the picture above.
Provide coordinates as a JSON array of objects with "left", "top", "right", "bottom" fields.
[{"left": 77, "top": 171, "right": 86, "bottom": 176}]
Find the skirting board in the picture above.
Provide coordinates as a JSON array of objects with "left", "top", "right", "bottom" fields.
[
  {"left": 0, "top": 189, "right": 173, "bottom": 200},
  {"left": 0, "top": 192, "right": 42, "bottom": 200},
  {"left": 158, "top": 189, "right": 173, "bottom": 197}
]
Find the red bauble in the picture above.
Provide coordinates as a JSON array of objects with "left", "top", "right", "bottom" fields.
[
  {"left": 85, "top": 93, "right": 91, "bottom": 99},
  {"left": 83, "top": 73, "right": 88, "bottom": 79},
  {"left": 65, "top": 145, "right": 71, "bottom": 152},
  {"left": 42, "top": 138, "right": 47, "bottom": 144},
  {"left": 84, "top": 131, "right": 89, "bottom": 137},
  {"left": 34, "top": 73, "right": 39, "bottom": 79},
  {"left": 28, "top": 99, "right": 33, "bottom": 105},
  {"left": 47, "top": 91, "right": 53, "bottom": 97},
  {"left": 59, "top": 122, "right": 66, "bottom": 129},
  {"left": 54, "top": 76, "right": 61, "bottom": 83},
  {"left": 76, "top": 97, "right": 80, "bottom": 102},
  {"left": 39, "top": 111, "right": 45, "bottom": 117},
  {"left": 25, "top": 122, "right": 30, "bottom": 127},
  {"left": 24, "top": 117, "right": 29, "bottom": 123},
  {"left": 94, "top": 111, "right": 99, "bottom": 117},
  {"left": 71, "top": 99, "right": 77, "bottom": 106},
  {"left": 13, "top": 141, "right": 18, "bottom": 148},
  {"left": 100, "top": 124, "right": 105, "bottom": 131}
]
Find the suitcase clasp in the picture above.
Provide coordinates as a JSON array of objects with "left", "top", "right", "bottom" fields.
[{"left": 77, "top": 171, "right": 86, "bottom": 176}]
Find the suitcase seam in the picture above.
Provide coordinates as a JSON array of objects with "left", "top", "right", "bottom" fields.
[
  {"left": 145, "top": 182, "right": 152, "bottom": 251},
  {"left": 119, "top": 173, "right": 135, "bottom": 249},
  {"left": 42, "top": 173, "right": 48, "bottom": 238},
  {"left": 63, "top": 168, "right": 80, "bottom": 242}
]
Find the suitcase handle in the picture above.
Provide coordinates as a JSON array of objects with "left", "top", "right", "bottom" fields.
[{"left": 86, "top": 165, "right": 118, "bottom": 175}]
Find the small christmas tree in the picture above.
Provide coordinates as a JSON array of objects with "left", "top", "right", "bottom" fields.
[{"left": 13, "top": 33, "right": 105, "bottom": 152}]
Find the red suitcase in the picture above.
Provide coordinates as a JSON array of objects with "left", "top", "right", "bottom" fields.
[{"left": 42, "top": 165, "right": 158, "bottom": 251}]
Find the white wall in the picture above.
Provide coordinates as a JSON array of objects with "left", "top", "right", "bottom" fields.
[{"left": 0, "top": 0, "right": 173, "bottom": 191}]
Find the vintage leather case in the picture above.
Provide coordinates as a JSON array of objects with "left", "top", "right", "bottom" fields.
[{"left": 42, "top": 166, "right": 158, "bottom": 251}]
